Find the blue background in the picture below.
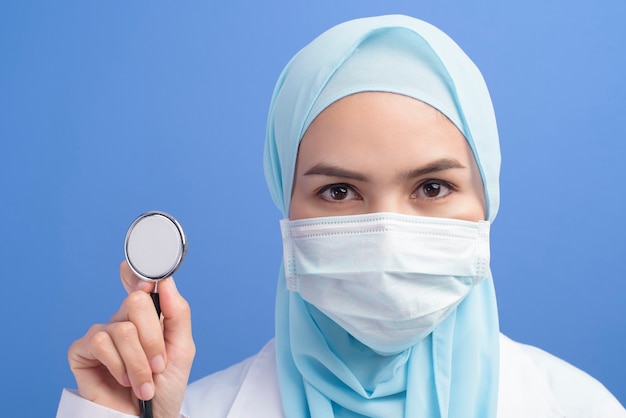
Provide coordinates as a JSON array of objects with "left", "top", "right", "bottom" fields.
[{"left": 1, "top": 1, "right": 624, "bottom": 415}]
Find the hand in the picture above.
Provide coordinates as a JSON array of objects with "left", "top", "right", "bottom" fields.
[{"left": 68, "top": 261, "right": 196, "bottom": 417}]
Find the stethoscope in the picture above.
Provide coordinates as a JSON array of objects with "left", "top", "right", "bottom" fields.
[{"left": 124, "top": 211, "right": 187, "bottom": 418}]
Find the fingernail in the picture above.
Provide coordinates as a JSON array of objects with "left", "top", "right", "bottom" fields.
[
  {"left": 122, "top": 373, "right": 131, "bottom": 387},
  {"left": 150, "top": 354, "right": 165, "bottom": 373},
  {"left": 140, "top": 382, "right": 154, "bottom": 400}
]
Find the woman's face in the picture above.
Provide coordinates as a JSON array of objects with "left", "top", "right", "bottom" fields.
[{"left": 289, "top": 92, "right": 486, "bottom": 221}]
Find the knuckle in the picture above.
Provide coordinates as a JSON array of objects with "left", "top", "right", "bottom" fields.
[
  {"left": 67, "top": 324, "right": 106, "bottom": 363},
  {"left": 178, "top": 299, "right": 192, "bottom": 317},
  {"left": 90, "top": 330, "right": 112, "bottom": 349},
  {"left": 114, "top": 321, "right": 138, "bottom": 341},
  {"left": 126, "top": 290, "right": 151, "bottom": 308},
  {"left": 67, "top": 338, "right": 83, "bottom": 361},
  {"left": 143, "top": 335, "right": 164, "bottom": 353},
  {"left": 87, "top": 324, "right": 104, "bottom": 335}
]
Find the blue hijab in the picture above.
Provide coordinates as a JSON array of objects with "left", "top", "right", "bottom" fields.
[{"left": 263, "top": 15, "right": 501, "bottom": 418}]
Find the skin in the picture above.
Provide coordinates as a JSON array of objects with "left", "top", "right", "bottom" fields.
[
  {"left": 67, "top": 91, "right": 484, "bottom": 417},
  {"left": 68, "top": 263, "right": 195, "bottom": 417},
  {"left": 290, "top": 92, "right": 486, "bottom": 221}
]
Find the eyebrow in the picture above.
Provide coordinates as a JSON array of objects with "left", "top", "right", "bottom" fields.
[
  {"left": 404, "top": 159, "right": 466, "bottom": 179},
  {"left": 303, "top": 159, "right": 466, "bottom": 182},
  {"left": 303, "top": 163, "right": 368, "bottom": 181}
]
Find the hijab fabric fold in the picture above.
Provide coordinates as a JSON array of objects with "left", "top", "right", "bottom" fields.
[{"left": 263, "top": 15, "right": 501, "bottom": 418}]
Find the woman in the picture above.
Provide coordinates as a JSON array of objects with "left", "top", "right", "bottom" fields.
[{"left": 57, "top": 14, "right": 625, "bottom": 418}]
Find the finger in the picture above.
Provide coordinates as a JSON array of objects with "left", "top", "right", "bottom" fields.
[
  {"left": 120, "top": 261, "right": 154, "bottom": 294},
  {"left": 88, "top": 328, "right": 132, "bottom": 387},
  {"left": 108, "top": 321, "right": 155, "bottom": 401},
  {"left": 110, "top": 291, "right": 167, "bottom": 374},
  {"left": 68, "top": 325, "right": 131, "bottom": 393}
]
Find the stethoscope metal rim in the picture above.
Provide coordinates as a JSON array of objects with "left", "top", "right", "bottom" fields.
[{"left": 124, "top": 211, "right": 188, "bottom": 282}]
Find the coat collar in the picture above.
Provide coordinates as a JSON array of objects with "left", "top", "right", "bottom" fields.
[{"left": 226, "top": 336, "right": 565, "bottom": 418}]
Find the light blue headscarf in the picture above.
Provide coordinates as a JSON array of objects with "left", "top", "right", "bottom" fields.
[{"left": 264, "top": 15, "right": 501, "bottom": 418}]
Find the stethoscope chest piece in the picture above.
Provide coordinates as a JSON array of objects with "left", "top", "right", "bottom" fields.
[{"left": 125, "top": 211, "right": 187, "bottom": 282}]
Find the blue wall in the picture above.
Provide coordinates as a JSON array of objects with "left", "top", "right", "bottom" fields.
[{"left": 1, "top": 1, "right": 624, "bottom": 415}]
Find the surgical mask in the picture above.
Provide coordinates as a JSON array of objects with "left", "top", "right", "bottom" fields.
[{"left": 280, "top": 212, "right": 490, "bottom": 355}]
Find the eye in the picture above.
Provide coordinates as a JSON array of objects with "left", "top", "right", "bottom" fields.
[
  {"left": 317, "top": 183, "right": 362, "bottom": 202},
  {"left": 414, "top": 180, "right": 454, "bottom": 199}
]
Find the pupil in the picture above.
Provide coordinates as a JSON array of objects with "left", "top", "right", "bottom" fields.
[
  {"left": 330, "top": 186, "right": 348, "bottom": 200},
  {"left": 424, "top": 183, "right": 440, "bottom": 197}
]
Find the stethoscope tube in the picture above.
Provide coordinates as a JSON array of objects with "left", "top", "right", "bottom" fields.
[{"left": 140, "top": 286, "right": 161, "bottom": 418}]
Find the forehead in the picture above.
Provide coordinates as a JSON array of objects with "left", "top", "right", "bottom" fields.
[{"left": 297, "top": 92, "right": 474, "bottom": 169}]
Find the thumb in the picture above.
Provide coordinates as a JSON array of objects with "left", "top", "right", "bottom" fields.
[{"left": 154, "top": 277, "right": 194, "bottom": 356}]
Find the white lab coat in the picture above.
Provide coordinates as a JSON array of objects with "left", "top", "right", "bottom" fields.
[{"left": 57, "top": 334, "right": 626, "bottom": 418}]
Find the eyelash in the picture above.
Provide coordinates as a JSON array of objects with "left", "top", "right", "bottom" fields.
[
  {"left": 316, "top": 180, "right": 456, "bottom": 202},
  {"left": 412, "top": 179, "right": 456, "bottom": 200},
  {"left": 316, "top": 183, "right": 362, "bottom": 202}
]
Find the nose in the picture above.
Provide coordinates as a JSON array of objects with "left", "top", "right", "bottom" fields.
[{"left": 366, "top": 196, "right": 417, "bottom": 216}]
